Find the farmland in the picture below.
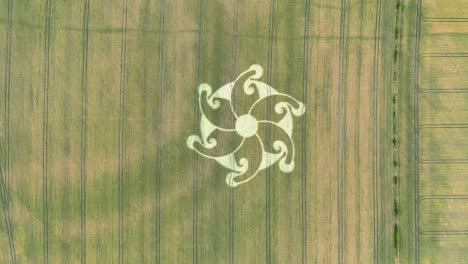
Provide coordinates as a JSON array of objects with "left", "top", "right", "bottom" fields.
[
  {"left": 400, "top": 0, "right": 468, "bottom": 263},
  {"left": 0, "top": 0, "right": 425, "bottom": 263}
]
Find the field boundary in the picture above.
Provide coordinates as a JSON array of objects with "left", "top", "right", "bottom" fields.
[
  {"left": 414, "top": 0, "right": 422, "bottom": 262},
  {"left": 372, "top": 0, "right": 382, "bottom": 262},
  {"left": 337, "top": 0, "right": 347, "bottom": 262},
  {"left": 2, "top": 0, "right": 15, "bottom": 262}
]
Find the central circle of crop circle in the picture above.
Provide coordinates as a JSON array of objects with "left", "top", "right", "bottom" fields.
[{"left": 235, "top": 114, "right": 258, "bottom": 138}]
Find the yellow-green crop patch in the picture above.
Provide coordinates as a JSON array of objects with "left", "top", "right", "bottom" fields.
[
  {"left": 419, "top": 56, "right": 468, "bottom": 90},
  {"left": 419, "top": 127, "right": 468, "bottom": 161},
  {"left": 400, "top": 0, "right": 468, "bottom": 263},
  {"left": 421, "top": 22, "right": 468, "bottom": 54},
  {"left": 419, "top": 197, "right": 468, "bottom": 232},
  {"left": 419, "top": 93, "right": 468, "bottom": 124},
  {"left": 422, "top": 0, "right": 468, "bottom": 19},
  {"left": 419, "top": 163, "right": 468, "bottom": 195}
]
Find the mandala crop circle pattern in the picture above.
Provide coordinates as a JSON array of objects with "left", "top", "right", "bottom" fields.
[{"left": 186, "top": 64, "right": 305, "bottom": 187}]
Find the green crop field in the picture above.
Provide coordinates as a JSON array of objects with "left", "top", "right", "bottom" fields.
[
  {"left": 2, "top": 0, "right": 468, "bottom": 263},
  {"left": 400, "top": 0, "right": 468, "bottom": 263}
]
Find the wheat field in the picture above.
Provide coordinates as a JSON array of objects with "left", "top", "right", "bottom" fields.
[{"left": 3, "top": 0, "right": 457, "bottom": 263}]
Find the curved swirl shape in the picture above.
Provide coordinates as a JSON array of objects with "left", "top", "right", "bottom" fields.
[{"left": 186, "top": 64, "right": 305, "bottom": 187}]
